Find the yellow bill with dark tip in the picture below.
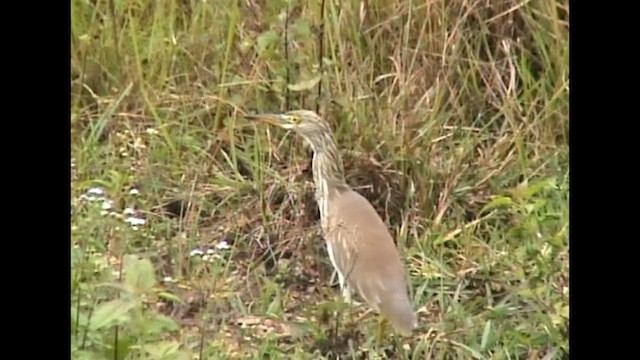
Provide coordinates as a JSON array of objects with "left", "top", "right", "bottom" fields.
[{"left": 244, "top": 113, "right": 291, "bottom": 128}]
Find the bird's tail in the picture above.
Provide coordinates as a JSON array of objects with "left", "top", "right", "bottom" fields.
[{"left": 378, "top": 294, "right": 417, "bottom": 336}]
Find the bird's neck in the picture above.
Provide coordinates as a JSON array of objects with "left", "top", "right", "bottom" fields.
[
  {"left": 310, "top": 141, "right": 347, "bottom": 191},
  {"left": 308, "top": 135, "right": 347, "bottom": 226}
]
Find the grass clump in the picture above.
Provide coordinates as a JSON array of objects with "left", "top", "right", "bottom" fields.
[{"left": 71, "top": 0, "right": 568, "bottom": 358}]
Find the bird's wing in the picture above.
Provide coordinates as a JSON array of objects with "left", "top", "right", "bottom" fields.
[{"left": 326, "top": 188, "right": 417, "bottom": 334}]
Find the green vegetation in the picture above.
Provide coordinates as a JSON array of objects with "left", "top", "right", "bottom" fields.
[{"left": 71, "top": 0, "right": 569, "bottom": 358}]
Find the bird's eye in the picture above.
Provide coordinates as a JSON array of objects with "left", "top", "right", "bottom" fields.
[{"left": 288, "top": 116, "right": 300, "bottom": 124}]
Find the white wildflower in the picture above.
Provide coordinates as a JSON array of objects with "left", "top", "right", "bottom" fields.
[
  {"left": 129, "top": 188, "right": 140, "bottom": 196},
  {"left": 206, "top": 249, "right": 215, "bottom": 255},
  {"left": 81, "top": 187, "right": 106, "bottom": 202},
  {"left": 123, "top": 208, "right": 136, "bottom": 215},
  {"left": 80, "top": 194, "right": 101, "bottom": 202},
  {"left": 216, "top": 240, "right": 231, "bottom": 250},
  {"left": 133, "top": 137, "right": 146, "bottom": 150},
  {"left": 125, "top": 217, "right": 146, "bottom": 226},
  {"left": 101, "top": 200, "right": 113, "bottom": 210},
  {"left": 190, "top": 249, "right": 204, "bottom": 257},
  {"left": 100, "top": 210, "right": 109, "bottom": 216},
  {"left": 87, "top": 187, "right": 104, "bottom": 196},
  {"left": 145, "top": 128, "right": 159, "bottom": 135}
]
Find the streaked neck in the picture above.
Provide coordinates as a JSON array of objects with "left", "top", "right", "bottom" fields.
[
  {"left": 307, "top": 133, "right": 347, "bottom": 191},
  {"left": 304, "top": 132, "right": 347, "bottom": 229}
]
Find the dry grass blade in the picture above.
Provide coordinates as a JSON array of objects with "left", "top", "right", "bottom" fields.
[{"left": 71, "top": 0, "right": 569, "bottom": 358}]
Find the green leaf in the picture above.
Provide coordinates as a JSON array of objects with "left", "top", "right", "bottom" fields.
[
  {"left": 104, "top": 333, "right": 134, "bottom": 360},
  {"left": 511, "top": 177, "right": 556, "bottom": 200},
  {"left": 524, "top": 177, "right": 557, "bottom": 198},
  {"left": 72, "top": 349, "right": 105, "bottom": 360},
  {"left": 96, "top": 281, "right": 134, "bottom": 295},
  {"left": 524, "top": 200, "right": 547, "bottom": 214},
  {"left": 89, "top": 299, "right": 135, "bottom": 330},
  {"left": 71, "top": 306, "right": 90, "bottom": 331},
  {"left": 157, "top": 291, "right": 184, "bottom": 305},
  {"left": 453, "top": 341, "right": 484, "bottom": 359},
  {"left": 292, "top": 19, "right": 312, "bottom": 39},
  {"left": 480, "top": 320, "right": 493, "bottom": 351},
  {"left": 452, "top": 186, "right": 473, "bottom": 196},
  {"left": 257, "top": 30, "right": 279, "bottom": 53},
  {"left": 140, "top": 341, "right": 180, "bottom": 359},
  {"left": 549, "top": 223, "right": 568, "bottom": 247},
  {"left": 479, "top": 196, "right": 513, "bottom": 214},
  {"left": 287, "top": 75, "right": 321, "bottom": 92},
  {"left": 552, "top": 302, "right": 570, "bottom": 327},
  {"left": 124, "top": 255, "right": 156, "bottom": 292},
  {"left": 87, "top": 82, "right": 133, "bottom": 147},
  {"left": 144, "top": 314, "right": 180, "bottom": 335},
  {"left": 267, "top": 294, "right": 282, "bottom": 316},
  {"left": 487, "top": 304, "right": 510, "bottom": 320}
]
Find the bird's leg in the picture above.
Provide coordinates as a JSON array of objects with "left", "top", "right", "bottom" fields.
[
  {"left": 342, "top": 287, "right": 351, "bottom": 302},
  {"left": 374, "top": 316, "right": 387, "bottom": 346},
  {"left": 341, "top": 280, "right": 364, "bottom": 307},
  {"left": 337, "top": 272, "right": 352, "bottom": 303},
  {"left": 327, "top": 241, "right": 352, "bottom": 303}
]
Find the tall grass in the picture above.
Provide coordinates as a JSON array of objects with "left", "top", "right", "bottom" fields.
[{"left": 71, "top": 0, "right": 568, "bottom": 358}]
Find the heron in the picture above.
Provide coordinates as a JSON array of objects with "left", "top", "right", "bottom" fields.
[{"left": 246, "top": 110, "right": 417, "bottom": 336}]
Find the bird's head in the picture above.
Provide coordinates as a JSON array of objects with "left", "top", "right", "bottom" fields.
[{"left": 244, "top": 110, "right": 332, "bottom": 142}]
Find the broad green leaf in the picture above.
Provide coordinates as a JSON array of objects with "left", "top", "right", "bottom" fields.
[
  {"left": 89, "top": 299, "right": 135, "bottom": 330},
  {"left": 103, "top": 333, "right": 134, "bottom": 360},
  {"left": 287, "top": 75, "right": 321, "bottom": 92},
  {"left": 124, "top": 256, "right": 156, "bottom": 292},
  {"left": 292, "top": 19, "right": 312, "bottom": 39},
  {"left": 257, "top": 30, "right": 279, "bottom": 53},
  {"left": 140, "top": 341, "right": 180, "bottom": 359},
  {"left": 71, "top": 306, "right": 90, "bottom": 331},
  {"left": 479, "top": 196, "right": 513, "bottom": 214},
  {"left": 144, "top": 314, "right": 180, "bottom": 335}
]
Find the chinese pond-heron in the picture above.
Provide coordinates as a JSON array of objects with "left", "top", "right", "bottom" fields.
[{"left": 246, "top": 110, "right": 417, "bottom": 336}]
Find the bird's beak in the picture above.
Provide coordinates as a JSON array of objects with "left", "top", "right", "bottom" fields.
[{"left": 244, "top": 113, "right": 289, "bottom": 127}]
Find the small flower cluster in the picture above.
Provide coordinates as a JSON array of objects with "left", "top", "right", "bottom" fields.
[
  {"left": 115, "top": 131, "right": 149, "bottom": 158},
  {"left": 112, "top": 128, "right": 160, "bottom": 172},
  {"left": 76, "top": 187, "right": 147, "bottom": 230},
  {"left": 189, "top": 240, "right": 232, "bottom": 262}
]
